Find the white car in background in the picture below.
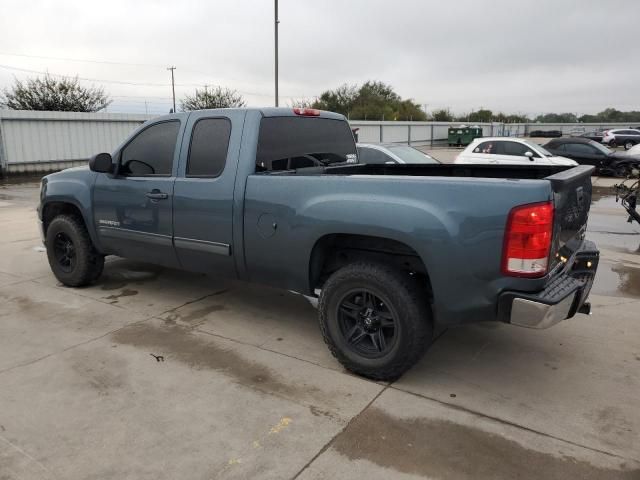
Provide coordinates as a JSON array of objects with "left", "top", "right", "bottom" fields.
[
  {"left": 622, "top": 143, "right": 640, "bottom": 158},
  {"left": 357, "top": 143, "right": 440, "bottom": 164},
  {"left": 454, "top": 137, "right": 578, "bottom": 166},
  {"left": 601, "top": 129, "right": 640, "bottom": 150}
]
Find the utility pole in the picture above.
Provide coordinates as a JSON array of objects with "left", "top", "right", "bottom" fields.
[
  {"left": 167, "top": 66, "right": 176, "bottom": 113},
  {"left": 274, "top": 0, "right": 279, "bottom": 107}
]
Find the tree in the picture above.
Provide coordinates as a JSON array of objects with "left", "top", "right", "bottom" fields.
[
  {"left": 534, "top": 112, "right": 578, "bottom": 123},
  {"left": 578, "top": 108, "right": 640, "bottom": 123},
  {"left": 313, "top": 83, "right": 358, "bottom": 114},
  {"left": 180, "top": 86, "right": 246, "bottom": 111},
  {"left": 1, "top": 74, "right": 110, "bottom": 112},
  {"left": 288, "top": 97, "right": 316, "bottom": 108},
  {"left": 313, "top": 81, "right": 426, "bottom": 120},
  {"left": 430, "top": 108, "right": 455, "bottom": 122},
  {"left": 468, "top": 109, "right": 494, "bottom": 123},
  {"left": 494, "top": 112, "right": 530, "bottom": 123}
]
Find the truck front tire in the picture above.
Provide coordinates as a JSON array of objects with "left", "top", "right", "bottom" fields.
[
  {"left": 318, "top": 262, "right": 433, "bottom": 381},
  {"left": 45, "top": 215, "right": 104, "bottom": 287}
]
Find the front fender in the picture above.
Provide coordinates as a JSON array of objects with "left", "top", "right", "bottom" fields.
[{"left": 40, "top": 169, "right": 100, "bottom": 248}]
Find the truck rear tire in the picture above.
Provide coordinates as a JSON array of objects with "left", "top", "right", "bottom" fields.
[
  {"left": 45, "top": 214, "right": 105, "bottom": 287},
  {"left": 318, "top": 262, "right": 433, "bottom": 381}
]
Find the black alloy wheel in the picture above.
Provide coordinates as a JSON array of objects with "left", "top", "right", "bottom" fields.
[
  {"left": 45, "top": 214, "right": 105, "bottom": 287},
  {"left": 337, "top": 289, "right": 398, "bottom": 358},
  {"left": 53, "top": 232, "right": 77, "bottom": 273},
  {"left": 318, "top": 262, "right": 433, "bottom": 380}
]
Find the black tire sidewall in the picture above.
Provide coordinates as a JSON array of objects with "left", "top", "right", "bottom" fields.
[
  {"left": 624, "top": 141, "right": 634, "bottom": 150},
  {"left": 319, "top": 263, "right": 432, "bottom": 379},
  {"left": 323, "top": 278, "right": 406, "bottom": 369},
  {"left": 45, "top": 216, "right": 97, "bottom": 287}
]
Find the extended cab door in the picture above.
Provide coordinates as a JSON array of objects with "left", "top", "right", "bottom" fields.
[
  {"left": 93, "top": 117, "right": 185, "bottom": 267},
  {"left": 172, "top": 110, "right": 246, "bottom": 276}
]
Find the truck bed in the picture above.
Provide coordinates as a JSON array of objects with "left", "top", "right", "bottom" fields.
[
  {"left": 262, "top": 162, "right": 577, "bottom": 180},
  {"left": 245, "top": 163, "right": 594, "bottom": 327}
]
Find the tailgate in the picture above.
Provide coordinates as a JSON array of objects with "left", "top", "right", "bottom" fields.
[{"left": 546, "top": 165, "right": 595, "bottom": 269}]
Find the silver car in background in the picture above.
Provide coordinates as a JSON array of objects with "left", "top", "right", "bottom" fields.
[{"left": 356, "top": 143, "right": 440, "bottom": 164}]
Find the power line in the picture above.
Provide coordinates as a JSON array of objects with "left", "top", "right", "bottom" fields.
[
  {"left": 0, "top": 51, "right": 164, "bottom": 68},
  {"left": 113, "top": 94, "right": 173, "bottom": 100},
  {"left": 110, "top": 99, "right": 173, "bottom": 104},
  {"left": 0, "top": 63, "right": 314, "bottom": 99},
  {"left": 0, "top": 63, "right": 172, "bottom": 86}
]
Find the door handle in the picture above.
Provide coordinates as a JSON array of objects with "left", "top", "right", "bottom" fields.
[{"left": 145, "top": 190, "right": 169, "bottom": 200}]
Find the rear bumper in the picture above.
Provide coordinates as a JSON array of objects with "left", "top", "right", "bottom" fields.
[{"left": 497, "top": 240, "right": 599, "bottom": 329}]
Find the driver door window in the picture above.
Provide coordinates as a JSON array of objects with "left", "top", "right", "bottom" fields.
[
  {"left": 120, "top": 121, "right": 180, "bottom": 176},
  {"left": 565, "top": 143, "right": 596, "bottom": 155}
]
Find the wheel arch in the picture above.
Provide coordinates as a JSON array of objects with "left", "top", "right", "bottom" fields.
[
  {"left": 41, "top": 200, "right": 100, "bottom": 250},
  {"left": 308, "top": 233, "right": 433, "bottom": 300}
]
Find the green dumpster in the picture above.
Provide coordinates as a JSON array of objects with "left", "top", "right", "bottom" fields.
[{"left": 447, "top": 126, "right": 483, "bottom": 146}]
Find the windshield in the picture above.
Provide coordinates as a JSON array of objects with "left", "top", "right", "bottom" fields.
[
  {"left": 523, "top": 140, "right": 553, "bottom": 157},
  {"left": 589, "top": 140, "right": 613, "bottom": 155},
  {"left": 387, "top": 146, "right": 439, "bottom": 164}
]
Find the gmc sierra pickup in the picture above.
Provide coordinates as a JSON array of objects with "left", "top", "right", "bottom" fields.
[{"left": 38, "top": 108, "right": 599, "bottom": 380}]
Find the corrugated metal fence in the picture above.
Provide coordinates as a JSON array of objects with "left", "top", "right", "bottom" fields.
[
  {"left": 0, "top": 109, "right": 635, "bottom": 175},
  {"left": 348, "top": 121, "right": 493, "bottom": 145},
  {"left": 0, "top": 110, "right": 152, "bottom": 174}
]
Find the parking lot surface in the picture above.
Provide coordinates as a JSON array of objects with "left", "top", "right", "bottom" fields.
[{"left": 0, "top": 178, "right": 639, "bottom": 479}]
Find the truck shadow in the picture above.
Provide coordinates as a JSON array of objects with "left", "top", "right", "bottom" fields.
[{"left": 96, "top": 258, "right": 632, "bottom": 393}]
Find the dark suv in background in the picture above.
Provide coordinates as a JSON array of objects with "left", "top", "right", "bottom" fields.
[{"left": 544, "top": 137, "right": 640, "bottom": 176}]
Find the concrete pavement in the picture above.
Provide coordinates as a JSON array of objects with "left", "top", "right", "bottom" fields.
[{"left": 0, "top": 180, "right": 639, "bottom": 479}]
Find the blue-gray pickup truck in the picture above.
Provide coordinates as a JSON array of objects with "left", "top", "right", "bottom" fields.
[{"left": 38, "top": 108, "right": 599, "bottom": 380}]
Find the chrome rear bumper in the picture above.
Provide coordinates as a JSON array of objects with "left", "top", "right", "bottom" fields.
[{"left": 498, "top": 240, "right": 599, "bottom": 329}]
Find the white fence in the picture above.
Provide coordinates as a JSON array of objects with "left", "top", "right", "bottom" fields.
[
  {"left": 0, "top": 109, "right": 636, "bottom": 175},
  {"left": 0, "top": 110, "right": 153, "bottom": 174},
  {"left": 348, "top": 121, "right": 494, "bottom": 146}
]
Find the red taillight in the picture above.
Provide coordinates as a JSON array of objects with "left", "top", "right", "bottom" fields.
[
  {"left": 502, "top": 201, "right": 554, "bottom": 278},
  {"left": 293, "top": 107, "right": 320, "bottom": 116}
]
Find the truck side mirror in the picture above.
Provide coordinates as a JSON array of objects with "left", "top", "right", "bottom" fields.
[
  {"left": 89, "top": 153, "right": 114, "bottom": 173},
  {"left": 525, "top": 151, "right": 535, "bottom": 161}
]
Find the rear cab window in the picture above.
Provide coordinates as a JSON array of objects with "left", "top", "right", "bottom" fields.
[
  {"left": 187, "top": 118, "right": 232, "bottom": 177},
  {"left": 256, "top": 116, "right": 356, "bottom": 172}
]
